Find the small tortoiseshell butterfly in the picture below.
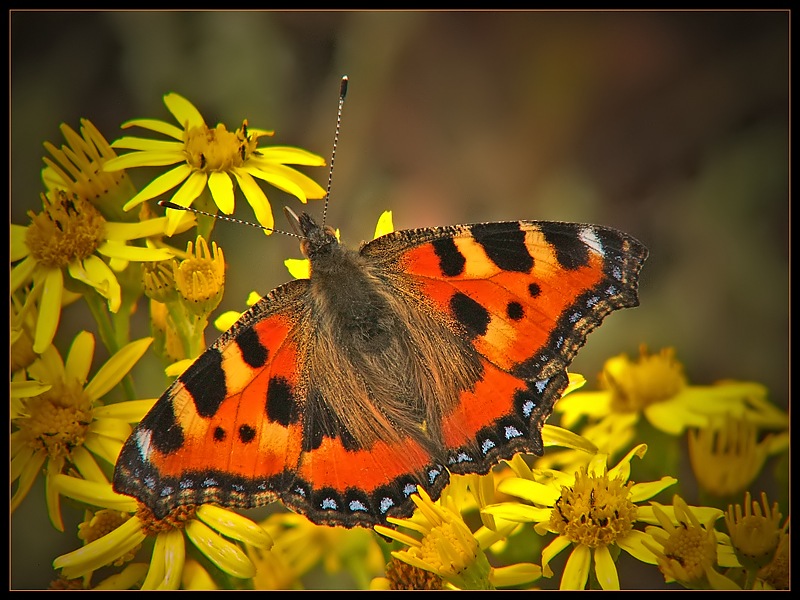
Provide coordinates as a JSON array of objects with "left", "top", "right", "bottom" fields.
[{"left": 113, "top": 79, "right": 648, "bottom": 528}]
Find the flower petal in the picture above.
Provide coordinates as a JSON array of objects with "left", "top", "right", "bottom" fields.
[
  {"left": 541, "top": 535, "right": 571, "bottom": 578},
  {"left": 88, "top": 418, "right": 133, "bottom": 443},
  {"left": 155, "top": 530, "right": 186, "bottom": 590},
  {"left": 607, "top": 443, "right": 648, "bottom": 480},
  {"left": 71, "top": 445, "right": 109, "bottom": 484},
  {"left": 104, "top": 218, "right": 172, "bottom": 241},
  {"left": 254, "top": 145, "right": 326, "bottom": 166},
  {"left": 93, "top": 562, "right": 149, "bottom": 590},
  {"left": 34, "top": 267, "right": 64, "bottom": 353},
  {"left": 489, "top": 563, "right": 542, "bottom": 587},
  {"left": 542, "top": 424, "right": 598, "bottom": 454},
  {"left": 83, "top": 434, "right": 124, "bottom": 466},
  {"left": 111, "top": 136, "right": 184, "bottom": 152},
  {"left": 617, "top": 529, "right": 659, "bottom": 564},
  {"left": 164, "top": 92, "right": 206, "bottom": 129},
  {"left": 561, "top": 543, "right": 591, "bottom": 590},
  {"left": 68, "top": 256, "right": 122, "bottom": 313},
  {"left": 54, "top": 516, "right": 146, "bottom": 579},
  {"left": 233, "top": 170, "right": 273, "bottom": 232},
  {"left": 246, "top": 162, "right": 325, "bottom": 201},
  {"left": 65, "top": 330, "right": 95, "bottom": 385},
  {"left": 93, "top": 399, "right": 156, "bottom": 422},
  {"left": 52, "top": 474, "right": 139, "bottom": 512},
  {"left": 628, "top": 477, "right": 678, "bottom": 503},
  {"left": 196, "top": 504, "right": 273, "bottom": 549},
  {"left": 120, "top": 118, "right": 185, "bottom": 139},
  {"left": 593, "top": 545, "right": 620, "bottom": 590},
  {"left": 123, "top": 163, "right": 192, "bottom": 211},
  {"left": 85, "top": 337, "right": 152, "bottom": 400},
  {"left": 10, "top": 380, "right": 52, "bottom": 398},
  {"left": 285, "top": 258, "right": 310, "bottom": 279},
  {"left": 184, "top": 519, "right": 256, "bottom": 579},
  {"left": 96, "top": 240, "right": 174, "bottom": 262},
  {"left": 10, "top": 255, "right": 37, "bottom": 293},
  {"left": 10, "top": 224, "right": 30, "bottom": 262},
  {"left": 496, "top": 477, "right": 562, "bottom": 506},
  {"left": 373, "top": 210, "right": 394, "bottom": 238},
  {"left": 10, "top": 449, "right": 46, "bottom": 512},
  {"left": 103, "top": 151, "right": 184, "bottom": 172},
  {"left": 208, "top": 171, "right": 235, "bottom": 214}
]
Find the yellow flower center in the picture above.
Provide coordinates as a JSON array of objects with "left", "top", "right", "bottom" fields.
[
  {"left": 384, "top": 557, "right": 444, "bottom": 590},
  {"left": 78, "top": 509, "right": 140, "bottom": 567},
  {"left": 183, "top": 121, "right": 258, "bottom": 172},
  {"left": 136, "top": 503, "right": 197, "bottom": 536},
  {"left": 414, "top": 519, "right": 478, "bottom": 577},
  {"left": 173, "top": 236, "right": 226, "bottom": 316},
  {"left": 605, "top": 347, "right": 687, "bottom": 412},
  {"left": 550, "top": 468, "right": 637, "bottom": 548},
  {"left": 660, "top": 522, "right": 717, "bottom": 583},
  {"left": 25, "top": 190, "right": 107, "bottom": 269},
  {"left": 18, "top": 381, "right": 93, "bottom": 459}
]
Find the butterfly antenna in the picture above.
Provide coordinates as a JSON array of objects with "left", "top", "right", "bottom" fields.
[
  {"left": 322, "top": 75, "right": 348, "bottom": 228},
  {"left": 157, "top": 200, "right": 302, "bottom": 238}
]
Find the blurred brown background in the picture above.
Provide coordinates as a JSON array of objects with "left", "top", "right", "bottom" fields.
[{"left": 10, "top": 10, "right": 789, "bottom": 589}]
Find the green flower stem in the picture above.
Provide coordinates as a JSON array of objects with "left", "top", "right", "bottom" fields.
[{"left": 85, "top": 292, "right": 136, "bottom": 400}]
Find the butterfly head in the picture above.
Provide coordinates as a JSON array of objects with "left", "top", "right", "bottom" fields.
[{"left": 284, "top": 206, "right": 339, "bottom": 260}]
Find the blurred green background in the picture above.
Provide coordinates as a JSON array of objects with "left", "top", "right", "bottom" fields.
[{"left": 10, "top": 10, "right": 788, "bottom": 589}]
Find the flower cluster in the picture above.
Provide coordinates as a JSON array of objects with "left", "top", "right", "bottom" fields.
[{"left": 10, "top": 91, "right": 788, "bottom": 590}]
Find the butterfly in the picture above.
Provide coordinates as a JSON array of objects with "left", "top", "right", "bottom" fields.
[{"left": 113, "top": 206, "right": 647, "bottom": 528}]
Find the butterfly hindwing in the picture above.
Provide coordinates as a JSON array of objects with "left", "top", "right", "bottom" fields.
[{"left": 114, "top": 280, "right": 311, "bottom": 518}]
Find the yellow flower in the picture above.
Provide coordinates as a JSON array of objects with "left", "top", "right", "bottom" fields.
[
  {"left": 375, "top": 485, "right": 541, "bottom": 590},
  {"left": 10, "top": 331, "right": 154, "bottom": 530},
  {"left": 103, "top": 92, "right": 326, "bottom": 235},
  {"left": 688, "top": 415, "right": 789, "bottom": 498},
  {"left": 724, "top": 491, "right": 785, "bottom": 573},
  {"left": 52, "top": 476, "right": 272, "bottom": 590},
  {"left": 756, "top": 516, "right": 789, "bottom": 590},
  {"left": 375, "top": 486, "right": 493, "bottom": 590},
  {"left": 10, "top": 189, "right": 179, "bottom": 353},
  {"left": 555, "top": 347, "right": 788, "bottom": 436},
  {"left": 172, "top": 235, "right": 226, "bottom": 317},
  {"left": 483, "top": 444, "right": 684, "bottom": 589},
  {"left": 374, "top": 557, "right": 444, "bottom": 590},
  {"left": 41, "top": 119, "right": 138, "bottom": 223},
  {"left": 247, "top": 512, "right": 384, "bottom": 590},
  {"left": 644, "top": 495, "right": 740, "bottom": 589}
]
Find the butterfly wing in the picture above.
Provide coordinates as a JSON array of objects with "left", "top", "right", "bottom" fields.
[
  {"left": 113, "top": 280, "right": 312, "bottom": 519},
  {"left": 113, "top": 277, "right": 449, "bottom": 528},
  {"left": 363, "top": 220, "right": 648, "bottom": 475}
]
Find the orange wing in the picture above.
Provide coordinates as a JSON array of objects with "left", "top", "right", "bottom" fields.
[
  {"left": 113, "top": 280, "right": 449, "bottom": 527},
  {"left": 366, "top": 220, "right": 648, "bottom": 475}
]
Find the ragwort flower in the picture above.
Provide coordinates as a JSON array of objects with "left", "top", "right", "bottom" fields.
[
  {"left": 644, "top": 495, "right": 740, "bottom": 589},
  {"left": 52, "top": 476, "right": 273, "bottom": 590},
  {"left": 688, "top": 415, "right": 789, "bottom": 498},
  {"left": 41, "top": 119, "right": 138, "bottom": 223},
  {"left": 103, "top": 92, "right": 326, "bottom": 235},
  {"left": 10, "top": 188, "right": 178, "bottom": 353},
  {"left": 10, "top": 331, "right": 154, "bottom": 530},
  {"left": 483, "top": 444, "right": 685, "bottom": 589},
  {"left": 375, "top": 485, "right": 541, "bottom": 590},
  {"left": 555, "top": 347, "right": 788, "bottom": 436}
]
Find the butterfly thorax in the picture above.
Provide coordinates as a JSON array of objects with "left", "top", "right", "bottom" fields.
[{"left": 299, "top": 214, "right": 396, "bottom": 354}]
